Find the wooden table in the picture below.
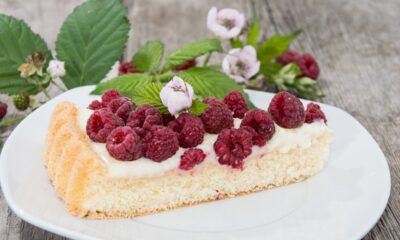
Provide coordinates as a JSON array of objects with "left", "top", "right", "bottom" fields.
[{"left": 1, "top": 0, "right": 399, "bottom": 239}]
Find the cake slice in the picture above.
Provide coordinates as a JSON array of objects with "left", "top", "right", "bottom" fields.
[{"left": 44, "top": 90, "right": 332, "bottom": 219}]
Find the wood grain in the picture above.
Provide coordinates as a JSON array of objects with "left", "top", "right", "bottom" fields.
[{"left": 0, "top": 0, "right": 399, "bottom": 239}]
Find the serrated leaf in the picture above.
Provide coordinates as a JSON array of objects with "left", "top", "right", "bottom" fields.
[
  {"left": 188, "top": 99, "right": 208, "bottom": 116},
  {"left": 0, "top": 15, "right": 52, "bottom": 95},
  {"left": 129, "top": 83, "right": 168, "bottom": 114},
  {"left": 163, "top": 38, "right": 222, "bottom": 71},
  {"left": 230, "top": 38, "right": 244, "bottom": 48},
  {"left": 247, "top": 19, "right": 260, "bottom": 47},
  {"left": 132, "top": 41, "right": 164, "bottom": 72},
  {"left": 56, "top": 0, "right": 130, "bottom": 89},
  {"left": 91, "top": 73, "right": 154, "bottom": 95},
  {"left": 257, "top": 30, "right": 301, "bottom": 64},
  {"left": 177, "top": 67, "right": 255, "bottom": 108}
]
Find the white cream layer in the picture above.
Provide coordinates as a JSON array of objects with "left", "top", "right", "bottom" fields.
[{"left": 78, "top": 108, "right": 330, "bottom": 178}]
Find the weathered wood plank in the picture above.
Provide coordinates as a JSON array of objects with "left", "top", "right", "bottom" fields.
[{"left": 0, "top": 0, "right": 399, "bottom": 239}]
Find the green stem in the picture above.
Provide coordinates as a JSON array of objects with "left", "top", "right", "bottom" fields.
[
  {"left": 158, "top": 72, "right": 174, "bottom": 82},
  {"left": 0, "top": 115, "right": 26, "bottom": 127},
  {"left": 203, "top": 52, "right": 212, "bottom": 67},
  {"left": 41, "top": 87, "right": 51, "bottom": 100},
  {"left": 51, "top": 79, "right": 67, "bottom": 92}
]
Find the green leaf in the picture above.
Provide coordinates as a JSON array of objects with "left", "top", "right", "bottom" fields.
[
  {"left": 259, "top": 62, "right": 282, "bottom": 78},
  {"left": 132, "top": 41, "right": 164, "bottom": 72},
  {"left": 91, "top": 73, "right": 154, "bottom": 95},
  {"left": 272, "top": 63, "right": 301, "bottom": 85},
  {"left": 257, "top": 30, "right": 301, "bottom": 64},
  {"left": 56, "top": 0, "right": 130, "bottom": 89},
  {"left": 177, "top": 67, "right": 255, "bottom": 108},
  {"left": 230, "top": 38, "right": 244, "bottom": 48},
  {"left": 129, "top": 83, "right": 168, "bottom": 114},
  {"left": 163, "top": 38, "right": 222, "bottom": 71},
  {"left": 247, "top": 19, "right": 260, "bottom": 47},
  {"left": 0, "top": 15, "right": 52, "bottom": 95},
  {"left": 188, "top": 99, "right": 208, "bottom": 116}
]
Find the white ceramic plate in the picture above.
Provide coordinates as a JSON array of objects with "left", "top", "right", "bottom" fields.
[{"left": 0, "top": 86, "right": 390, "bottom": 240}]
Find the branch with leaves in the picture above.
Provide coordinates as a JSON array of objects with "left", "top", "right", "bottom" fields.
[{"left": 0, "top": 0, "right": 324, "bottom": 129}]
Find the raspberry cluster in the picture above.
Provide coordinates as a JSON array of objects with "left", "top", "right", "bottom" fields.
[
  {"left": 276, "top": 50, "right": 320, "bottom": 80},
  {"left": 85, "top": 88, "right": 327, "bottom": 171},
  {"left": 86, "top": 90, "right": 177, "bottom": 162}
]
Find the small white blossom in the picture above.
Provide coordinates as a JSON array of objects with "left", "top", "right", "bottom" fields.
[
  {"left": 222, "top": 45, "right": 260, "bottom": 83},
  {"left": 160, "top": 76, "right": 194, "bottom": 115},
  {"left": 47, "top": 60, "right": 65, "bottom": 78},
  {"left": 207, "top": 7, "right": 245, "bottom": 39}
]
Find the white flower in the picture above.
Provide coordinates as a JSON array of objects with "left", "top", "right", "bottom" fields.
[
  {"left": 207, "top": 7, "right": 245, "bottom": 39},
  {"left": 160, "top": 76, "right": 194, "bottom": 115},
  {"left": 47, "top": 60, "right": 65, "bottom": 78},
  {"left": 222, "top": 45, "right": 260, "bottom": 83}
]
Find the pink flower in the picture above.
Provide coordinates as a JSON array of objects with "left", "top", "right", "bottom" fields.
[
  {"left": 207, "top": 7, "right": 245, "bottom": 39},
  {"left": 160, "top": 76, "right": 194, "bottom": 115},
  {"left": 222, "top": 45, "right": 260, "bottom": 83}
]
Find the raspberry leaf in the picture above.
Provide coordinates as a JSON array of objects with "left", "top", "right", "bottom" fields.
[
  {"left": 162, "top": 38, "right": 222, "bottom": 72},
  {"left": 0, "top": 15, "right": 52, "bottom": 95},
  {"left": 91, "top": 73, "right": 154, "bottom": 96},
  {"left": 247, "top": 19, "right": 260, "bottom": 47},
  {"left": 132, "top": 41, "right": 164, "bottom": 72},
  {"left": 56, "top": 0, "right": 130, "bottom": 89},
  {"left": 129, "top": 83, "right": 169, "bottom": 114},
  {"left": 188, "top": 99, "right": 208, "bottom": 116},
  {"left": 257, "top": 30, "right": 301, "bottom": 64},
  {"left": 177, "top": 67, "right": 255, "bottom": 108}
]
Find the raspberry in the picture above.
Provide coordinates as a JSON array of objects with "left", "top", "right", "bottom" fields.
[
  {"left": 143, "top": 126, "right": 179, "bottom": 162},
  {"left": 86, "top": 108, "right": 124, "bottom": 143},
  {"left": 201, "top": 97, "right": 233, "bottom": 134},
  {"left": 118, "top": 61, "right": 141, "bottom": 75},
  {"left": 162, "top": 114, "right": 176, "bottom": 126},
  {"left": 88, "top": 100, "right": 103, "bottom": 110},
  {"left": 305, "top": 103, "right": 327, "bottom": 124},
  {"left": 179, "top": 148, "right": 206, "bottom": 170},
  {"left": 223, "top": 90, "right": 248, "bottom": 118},
  {"left": 168, "top": 113, "right": 205, "bottom": 148},
  {"left": 172, "top": 59, "right": 197, "bottom": 71},
  {"left": 268, "top": 91, "right": 305, "bottom": 129},
  {"left": 0, "top": 102, "right": 7, "bottom": 120},
  {"left": 12, "top": 93, "right": 30, "bottom": 111},
  {"left": 296, "top": 54, "right": 320, "bottom": 80},
  {"left": 126, "top": 105, "right": 163, "bottom": 137},
  {"left": 107, "top": 97, "right": 134, "bottom": 122},
  {"left": 106, "top": 126, "right": 142, "bottom": 161},
  {"left": 240, "top": 109, "right": 275, "bottom": 146},
  {"left": 214, "top": 128, "right": 253, "bottom": 169},
  {"left": 276, "top": 50, "right": 301, "bottom": 65},
  {"left": 101, "top": 89, "right": 122, "bottom": 107},
  {"left": 240, "top": 125, "right": 267, "bottom": 147}
]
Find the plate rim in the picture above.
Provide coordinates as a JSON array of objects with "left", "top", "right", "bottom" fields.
[{"left": 0, "top": 86, "right": 391, "bottom": 240}]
